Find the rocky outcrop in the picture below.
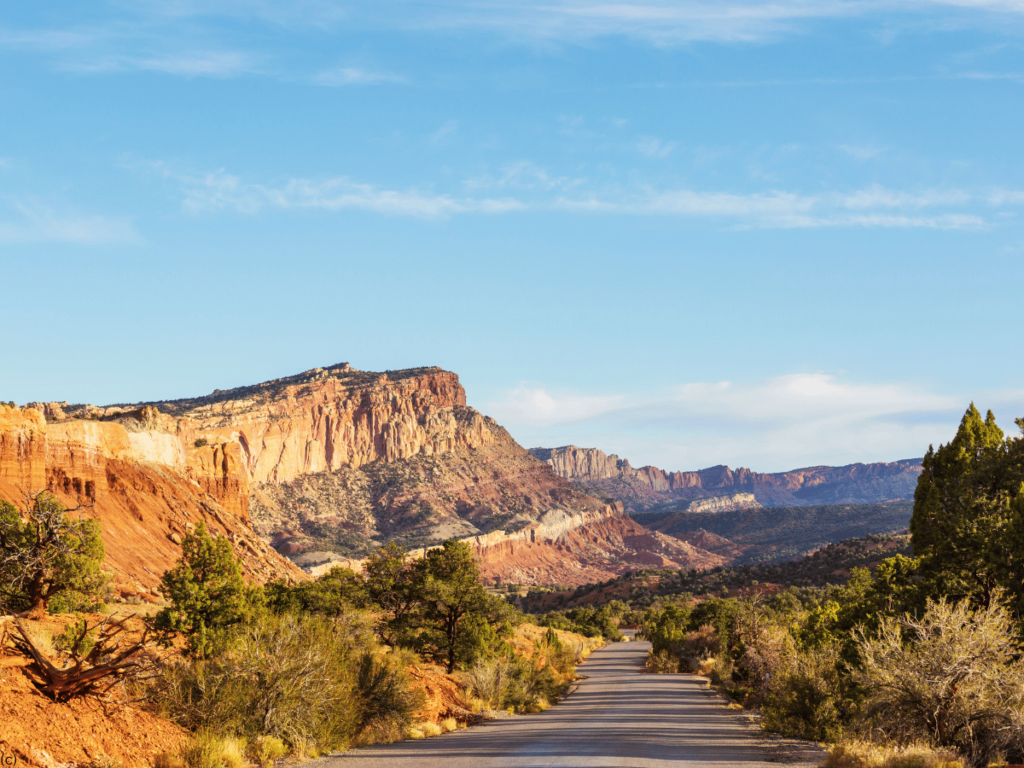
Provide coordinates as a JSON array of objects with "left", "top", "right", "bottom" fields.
[
  {"left": 531, "top": 445, "right": 923, "bottom": 511},
  {"left": 687, "top": 493, "right": 760, "bottom": 514},
  {"left": 56, "top": 364, "right": 479, "bottom": 487},
  {"left": 0, "top": 404, "right": 303, "bottom": 596},
  {"left": 8, "top": 364, "right": 765, "bottom": 590}
]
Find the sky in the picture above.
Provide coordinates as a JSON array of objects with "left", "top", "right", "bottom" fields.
[{"left": 2, "top": 1, "right": 1023, "bottom": 473}]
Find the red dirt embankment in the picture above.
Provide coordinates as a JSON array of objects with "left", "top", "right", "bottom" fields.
[{"left": 0, "top": 613, "right": 185, "bottom": 768}]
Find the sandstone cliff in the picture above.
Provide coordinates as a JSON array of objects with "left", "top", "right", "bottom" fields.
[
  {"left": 531, "top": 445, "right": 923, "bottom": 512},
  {"left": 10, "top": 364, "right": 722, "bottom": 588},
  {"left": 0, "top": 404, "right": 304, "bottom": 598}
]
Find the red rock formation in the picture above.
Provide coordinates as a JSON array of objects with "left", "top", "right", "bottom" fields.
[
  {"left": 9, "top": 365, "right": 745, "bottom": 590},
  {"left": 0, "top": 405, "right": 303, "bottom": 596}
]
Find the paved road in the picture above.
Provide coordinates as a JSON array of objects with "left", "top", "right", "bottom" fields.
[{"left": 325, "top": 639, "right": 811, "bottom": 768}]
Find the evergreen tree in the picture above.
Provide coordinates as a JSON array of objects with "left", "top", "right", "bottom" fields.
[
  {"left": 910, "top": 403, "right": 1024, "bottom": 608},
  {"left": 0, "top": 492, "right": 108, "bottom": 618},
  {"left": 155, "top": 521, "right": 265, "bottom": 657},
  {"left": 363, "top": 541, "right": 421, "bottom": 648},
  {"left": 412, "top": 540, "right": 512, "bottom": 672}
]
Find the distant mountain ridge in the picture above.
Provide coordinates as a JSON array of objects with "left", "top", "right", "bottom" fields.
[{"left": 529, "top": 445, "right": 923, "bottom": 512}]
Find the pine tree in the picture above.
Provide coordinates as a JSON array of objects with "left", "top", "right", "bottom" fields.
[
  {"left": 155, "top": 521, "right": 264, "bottom": 657},
  {"left": 910, "top": 404, "right": 1019, "bottom": 608}
]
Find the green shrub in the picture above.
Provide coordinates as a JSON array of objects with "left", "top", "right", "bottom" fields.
[
  {"left": 761, "top": 643, "right": 853, "bottom": 742},
  {"left": 53, "top": 615, "right": 96, "bottom": 658},
  {"left": 0, "top": 493, "right": 109, "bottom": 618},
  {"left": 461, "top": 653, "right": 562, "bottom": 713},
  {"left": 356, "top": 650, "right": 422, "bottom": 738},
  {"left": 158, "top": 612, "right": 374, "bottom": 752}
]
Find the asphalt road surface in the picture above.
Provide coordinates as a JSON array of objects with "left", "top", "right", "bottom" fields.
[{"left": 324, "top": 638, "right": 818, "bottom": 768}]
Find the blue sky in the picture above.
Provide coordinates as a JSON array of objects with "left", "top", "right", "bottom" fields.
[{"left": 2, "top": 1, "right": 1023, "bottom": 472}]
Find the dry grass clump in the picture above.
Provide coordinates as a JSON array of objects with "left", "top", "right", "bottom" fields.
[
  {"left": 822, "top": 740, "right": 964, "bottom": 768},
  {"left": 405, "top": 726, "right": 426, "bottom": 740},
  {"left": 246, "top": 735, "right": 287, "bottom": 766},
  {"left": 439, "top": 717, "right": 458, "bottom": 733},
  {"left": 180, "top": 730, "right": 247, "bottom": 768},
  {"left": 421, "top": 722, "right": 442, "bottom": 737}
]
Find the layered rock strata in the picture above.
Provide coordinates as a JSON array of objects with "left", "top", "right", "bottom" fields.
[
  {"left": 309, "top": 501, "right": 725, "bottom": 585},
  {"left": 0, "top": 405, "right": 303, "bottom": 598},
  {"left": 531, "top": 445, "right": 923, "bottom": 511},
  {"left": 9, "top": 364, "right": 723, "bottom": 588}
]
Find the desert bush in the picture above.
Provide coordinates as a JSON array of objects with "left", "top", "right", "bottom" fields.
[
  {"left": 462, "top": 655, "right": 516, "bottom": 709},
  {"left": 461, "top": 653, "right": 559, "bottom": 713},
  {"left": 421, "top": 722, "right": 442, "bottom": 737},
  {"left": 855, "top": 596, "right": 1024, "bottom": 767},
  {"left": 355, "top": 650, "right": 422, "bottom": 739},
  {"left": 761, "top": 642, "right": 854, "bottom": 742},
  {"left": 53, "top": 615, "right": 96, "bottom": 658},
  {"left": 684, "top": 624, "right": 719, "bottom": 659},
  {"left": 158, "top": 611, "right": 376, "bottom": 752},
  {"left": 152, "top": 751, "right": 185, "bottom": 768},
  {"left": 674, "top": 624, "right": 720, "bottom": 673},
  {"left": 646, "top": 649, "right": 680, "bottom": 673},
  {"left": 217, "top": 737, "right": 245, "bottom": 768},
  {"left": 540, "top": 627, "right": 575, "bottom": 676},
  {"left": 181, "top": 731, "right": 233, "bottom": 768}
]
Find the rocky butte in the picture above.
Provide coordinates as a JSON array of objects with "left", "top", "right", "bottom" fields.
[{"left": 0, "top": 364, "right": 725, "bottom": 591}]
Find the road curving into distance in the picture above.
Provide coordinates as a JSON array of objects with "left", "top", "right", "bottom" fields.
[{"left": 324, "top": 637, "right": 821, "bottom": 768}]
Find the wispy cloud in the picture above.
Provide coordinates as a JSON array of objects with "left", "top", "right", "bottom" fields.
[
  {"left": 840, "top": 185, "right": 972, "bottom": 209},
  {"left": 464, "top": 160, "right": 583, "bottom": 192},
  {"left": 637, "top": 137, "right": 676, "bottom": 159},
  {"left": 137, "top": 159, "right": 1024, "bottom": 228},
  {"left": 485, "top": 373, "right": 978, "bottom": 471},
  {"left": 142, "top": 162, "right": 524, "bottom": 218},
  {"left": 68, "top": 50, "right": 258, "bottom": 77},
  {"left": 496, "top": 386, "right": 627, "bottom": 424},
  {"left": 0, "top": 199, "right": 140, "bottom": 245},
  {"left": 334, "top": 0, "right": 1024, "bottom": 45},
  {"left": 555, "top": 184, "right": 995, "bottom": 229},
  {"left": 313, "top": 66, "right": 405, "bottom": 86}
]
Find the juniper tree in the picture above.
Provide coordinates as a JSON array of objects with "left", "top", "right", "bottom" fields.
[
  {"left": 0, "top": 491, "right": 108, "bottom": 618},
  {"left": 155, "top": 521, "right": 265, "bottom": 657}
]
